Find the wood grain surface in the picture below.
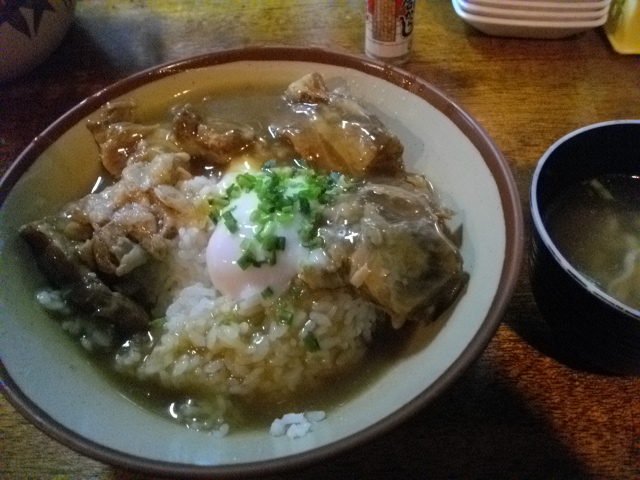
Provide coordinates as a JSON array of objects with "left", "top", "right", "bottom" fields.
[{"left": 1, "top": 1, "right": 639, "bottom": 478}]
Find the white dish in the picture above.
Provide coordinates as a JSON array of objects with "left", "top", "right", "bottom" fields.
[
  {"left": 453, "top": 0, "right": 608, "bottom": 38},
  {"left": 467, "top": 0, "right": 611, "bottom": 12},
  {"left": 458, "top": 0, "right": 609, "bottom": 21},
  {"left": 0, "top": 48, "right": 523, "bottom": 476}
]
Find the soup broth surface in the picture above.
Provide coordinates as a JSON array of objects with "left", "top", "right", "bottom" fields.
[{"left": 545, "top": 174, "right": 640, "bottom": 311}]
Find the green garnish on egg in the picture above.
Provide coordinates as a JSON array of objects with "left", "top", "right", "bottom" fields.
[{"left": 207, "top": 163, "right": 352, "bottom": 270}]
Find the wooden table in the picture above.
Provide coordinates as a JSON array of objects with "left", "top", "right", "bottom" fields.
[{"left": 1, "top": 1, "right": 639, "bottom": 478}]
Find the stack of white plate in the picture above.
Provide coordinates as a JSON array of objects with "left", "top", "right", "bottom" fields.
[{"left": 452, "top": 0, "right": 612, "bottom": 39}]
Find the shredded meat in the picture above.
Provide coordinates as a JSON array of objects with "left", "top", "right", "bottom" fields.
[{"left": 21, "top": 103, "right": 205, "bottom": 333}]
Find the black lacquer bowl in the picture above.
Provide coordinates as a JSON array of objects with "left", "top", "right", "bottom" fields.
[{"left": 530, "top": 120, "right": 640, "bottom": 376}]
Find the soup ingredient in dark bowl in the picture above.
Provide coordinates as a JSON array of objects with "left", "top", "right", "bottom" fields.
[{"left": 545, "top": 174, "right": 640, "bottom": 311}]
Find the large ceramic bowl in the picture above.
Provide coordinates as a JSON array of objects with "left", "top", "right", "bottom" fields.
[
  {"left": 0, "top": 47, "right": 524, "bottom": 476},
  {"left": 530, "top": 120, "right": 640, "bottom": 376}
]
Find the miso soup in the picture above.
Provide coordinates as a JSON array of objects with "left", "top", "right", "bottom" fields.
[{"left": 545, "top": 174, "right": 640, "bottom": 311}]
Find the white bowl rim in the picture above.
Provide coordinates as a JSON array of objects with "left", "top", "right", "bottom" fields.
[
  {"left": 465, "top": 0, "right": 611, "bottom": 10},
  {"left": 453, "top": 0, "right": 608, "bottom": 27},
  {"left": 530, "top": 119, "right": 640, "bottom": 321},
  {"left": 0, "top": 46, "right": 525, "bottom": 477},
  {"left": 456, "top": 0, "right": 609, "bottom": 19}
]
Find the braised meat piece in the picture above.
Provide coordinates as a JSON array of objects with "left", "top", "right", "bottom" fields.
[
  {"left": 87, "top": 101, "right": 182, "bottom": 178},
  {"left": 21, "top": 103, "right": 205, "bottom": 334},
  {"left": 20, "top": 220, "right": 150, "bottom": 333},
  {"left": 61, "top": 149, "right": 195, "bottom": 277},
  {"left": 275, "top": 73, "right": 404, "bottom": 177},
  {"left": 310, "top": 175, "right": 466, "bottom": 328},
  {"left": 285, "top": 72, "right": 330, "bottom": 104},
  {"left": 172, "top": 105, "right": 256, "bottom": 164}
]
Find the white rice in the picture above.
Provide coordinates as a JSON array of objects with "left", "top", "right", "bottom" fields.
[
  {"left": 270, "top": 411, "right": 326, "bottom": 439},
  {"left": 41, "top": 174, "right": 382, "bottom": 436},
  {"left": 118, "top": 246, "right": 377, "bottom": 433},
  {"left": 36, "top": 289, "right": 71, "bottom": 314}
]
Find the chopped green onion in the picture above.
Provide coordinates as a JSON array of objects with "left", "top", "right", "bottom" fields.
[
  {"left": 302, "top": 236, "right": 323, "bottom": 249},
  {"left": 209, "top": 196, "right": 230, "bottom": 207},
  {"left": 304, "top": 332, "right": 320, "bottom": 352},
  {"left": 239, "top": 237, "right": 252, "bottom": 251},
  {"left": 261, "top": 287, "right": 274, "bottom": 299},
  {"left": 298, "top": 218, "right": 317, "bottom": 243},
  {"left": 277, "top": 308, "right": 294, "bottom": 325},
  {"left": 208, "top": 196, "right": 231, "bottom": 224},
  {"left": 237, "top": 250, "right": 257, "bottom": 270},
  {"left": 298, "top": 196, "right": 311, "bottom": 215},
  {"left": 222, "top": 210, "right": 239, "bottom": 233},
  {"left": 276, "top": 210, "right": 294, "bottom": 225},
  {"left": 260, "top": 233, "right": 277, "bottom": 251},
  {"left": 236, "top": 173, "right": 257, "bottom": 190},
  {"left": 216, "top": 163, "right": 350, "bottom": 270},
  {"left": 148, "top": 317, "right": 166, "bottom": 337},
  {"left": 225, "top": 183, "right": 241, "bottom": 199},
  {"left": 261, "top": 220, "right": 276, "bottom": 238}
]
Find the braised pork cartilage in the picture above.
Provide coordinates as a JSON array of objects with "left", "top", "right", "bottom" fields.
[
  {"left": 87, "top": 101, "right": 182, "bottom": 178},
  {"left": 172, "top": 104, "right": 256, "bottom": 164},
  {"left": 275, "top": 72, "right": 405, "bottom": 177},
  {"left": 313, "top": 176, "right": 466, "bottom": 328}
]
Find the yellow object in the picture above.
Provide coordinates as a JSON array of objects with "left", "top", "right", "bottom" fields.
[{"left": 605, "top": 0, "right": 640, "bottom": 54}]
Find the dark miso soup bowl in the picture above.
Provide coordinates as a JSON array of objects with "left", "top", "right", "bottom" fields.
[{"left": 530, "top": 120, "right": 640, "bottom": 376}]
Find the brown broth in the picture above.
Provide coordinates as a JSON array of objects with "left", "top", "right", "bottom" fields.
[
  {"left": 44, "top": 83, "right": 453, "bottom": 434},
  {"left": 76, "top": 88, "right": 386, "bottom": 432},
  {"left": 87, "top": 318, "right": 417, "bottom": 432}
]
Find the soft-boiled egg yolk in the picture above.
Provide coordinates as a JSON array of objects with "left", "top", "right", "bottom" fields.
[{"left": 205, "top": 171, "right": 312, "bottom": 302}]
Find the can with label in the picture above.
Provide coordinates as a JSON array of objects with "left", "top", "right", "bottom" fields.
[{"left": 365, "top": 0, "right": 416, "bottom": 64}]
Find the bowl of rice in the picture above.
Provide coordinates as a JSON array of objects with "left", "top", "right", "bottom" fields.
[{"left": 0, "top": 47, "right": 524, "bottom": 476}]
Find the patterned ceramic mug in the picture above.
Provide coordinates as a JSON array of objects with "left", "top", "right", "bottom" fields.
[{"left": 0, "top": 0, "right": 76, "bottom": 82}]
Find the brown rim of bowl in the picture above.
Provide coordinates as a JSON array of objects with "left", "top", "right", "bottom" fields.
[{"left": 0, "top": 46, "right": 524, "bottom": 477}]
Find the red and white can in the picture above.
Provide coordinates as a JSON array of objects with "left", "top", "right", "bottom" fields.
[{"left": 365, "top": 0, "right": 416, "bottom": 64}]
